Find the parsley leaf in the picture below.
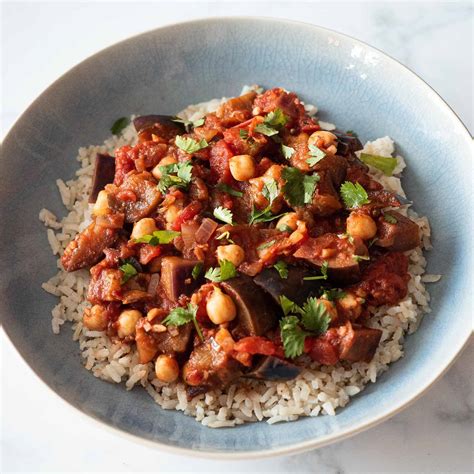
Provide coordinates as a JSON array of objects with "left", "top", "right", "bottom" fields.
[
  {"left": 175, "top": 135, "right": 208, "bottom": 154},
  {"left": 119, "top": 261, "right": 138, "bottom": 284},
  {"left": 273, "top": 260, "right": 289, "bottom": 279},
  {"left": 157, "top": 161, "right": 193, "bottom": 193},
  {"left": 172, "top": 116, "right": 205, "bottom": 132},
  {"left": 383, "top": 213, "right": 398, "bottom": 224},
  {"left": 300, "top": 297, "right": 331, "bottom": 335},
  {"left": 192, "top": 263, "right": 203, "bottom": 280},
  {"left": 204, "top": 259, "right": 237, "bottom": 282},
  {"left": 307, "top": 144, "right": 326, "bottom": 166},
  {"left": 282, "top": 167, "right": 319, "bottom": 207},
  {"left": 360, "top": 153, "right": 397, "bottom": 176},
  {"left": 134, "top": 230, "right": 181, "bottom": 245},
  {"left": 111, "top": 117, "right": 130, "bottom": 135},
  {"left": 213, "top": 206, "right": 233, "bottom": 225},
  {"left": 340, "top": 181, "right": 370, "bottom": 209},
  {"left": 216, "top": 183, "right": 243, "bottom": 198},
  {"left": 303, "top": 261, "right": 329, "bottom": 280},
  {"left": 281, "top": 144, "right": 295, "bottom": 160},
  {"left": 279, "top": 316, "right": 307, "bottom": 358},
  {"left": 162, "top": 303, "right": 203, "bottom": 342}
]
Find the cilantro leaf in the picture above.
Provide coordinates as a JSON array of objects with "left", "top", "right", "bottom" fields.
[
  {"left": 282, "top": 167, "right": 319, "bottom": 207},
  {"left": 321, "top": 288, "right": 347, "bottom": 301},
  {"left": 300, "top": 297, "right": 331, "bottom": 335},
  {"left": 216, "top": 231, "right": 235, "bottom": 244},
  {"left": 273, "top": 260, "right": 288, "bottom": 279},
  {"left": 192, "top": 263, "right": 203, "bottom": 280},
  {"left": 216, "top": 183, "right": 243, "bottom": 197},
  {"left": 162, "top": 303, "right": 203, "bottom": 341},
  {"left": 111, "top": 117, "right": 130, "bottom": 135},
  {"left": 172, "top": 117, "right": 205, "bottom": 132},
  {"left": 281, "top": 144, "right": 295, "bottom": 160},
  {"left": 257, "top": 240, "right": 276, "bottom": 251},
  {"left": 307, "top": 144, "right": 326, "bottom": 166},
  {"left": 303, "top": 261, "right": 329, "bottom": 280},
  {"left": 360, "top": 153, "right": 397, "bottom": 176},
  {"left": 340, "top": 181, "right": 370, "bottom": 208},
  {"left": 254, "top": 123, "right": 279, "bottom": 136},
  {"left": 353, "top": 254, "right": 370, "bottom": 262},
  {"left": 157, "top": 161, "right": 193, "bottom": 193},
  {"left": 262, "top": 178, "right": 279, "bottom": 204},
  {"left": 175, "top": 135, "right": 208, "bottom": 154},
  {"left": 254, "top": 108, "right": 289, "bottom": 136},
  {"left": 204, "top": 259, "right": 237, "bottom": 282},
  {"left": 239, "top": 129, "right": 249, "bottom": 139},
  {"left": 134, "top": 230, "right": 180, "bottom": 245},
  {"left": 248, "top": 178, "right": 284, "bottom": 224},
  {"left": 346, "top": 130, "right": 358, "bottom": 137},
  {"left": 213, "top": 206, "right": 233, "bottom": 225},
  {"left": 279, "top": 316, "right": 307, "bottom": 358},
  {"left": 249, "top": 208, "right": 287, "bottom": 224},
  {"left": 279, "top": 295, "right": 302, "bottom": 316},
  {"left": 383, "top": 213, "right": 398, "bottom": 224},
  {"left": 119, "top": 261, "right": 138, "bottom": 284}
]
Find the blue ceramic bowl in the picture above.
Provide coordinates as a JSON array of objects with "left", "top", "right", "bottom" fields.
[{"left": 1, "top": 18, "right": 472, "bottom": 458}]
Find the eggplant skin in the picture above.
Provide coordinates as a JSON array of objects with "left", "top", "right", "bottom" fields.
[
  {"left": 89, "top": 153, "right": 115, "bottom": 204},
  {"left": 245, "top": 356, "right": 301, "bottom": 381},
  {"left": 253, "top": 266, "right": 321, "bottom": 307},
  {"left": 132, "top": 115, "right": 185, "bottom": 134}
]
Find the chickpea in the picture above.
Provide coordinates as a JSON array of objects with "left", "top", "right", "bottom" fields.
[
  {"left": 276, "top": 212, "right": 299, "bottom": 232},
  {"left": 337, "top": 292, "right": 363, "bottom": 319},
  {"left": 117, "top": 309, "right": 142, "bottom": 338},
  {"left": 346, "top": 212, "right": 377, "bottom": 240},
  {"left": 216, "top": 244, "right": 245, "bottom": 267},
  {"left": 229, "top": 154, "right": 256, "bottom": 181},
  {"left": 317, "top": 298, "right": 338, "bottom": 322},
  {"left": 131, "top": 218, "right": 157, "bottom": 240},
  {"left": 165, "top": 204, "right": 180, "bottom": 226},
  {"left": 151, "top": 156, "right": 177, "bottom": 180},
  {"left": 83, "top": 305, "right": 108, "bottom": 331},
  {"left": 155, "top": 354, "right": 180, "bottom": 383},
  {"left": 308, "top": 131, "right": 338, "bottom": 156},
  {"left": 206, "top": 287, "right": 237, "bottom": 325},
  {"left": 92, "top": 190, "right": 111, "bottom": 217}
]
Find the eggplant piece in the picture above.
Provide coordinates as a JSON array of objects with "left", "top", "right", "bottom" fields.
[
  {"left": 253, "top": 266, "right": 321, "bottom": 306},
  {"left": 160, "top": 256, "right": 201, "bottom": 302},
  {"left": 220, "top": 275, "right": 279, "bottom": 337},
  {"left": 245, "top": 356, "right": 301, "bottom": 381},
  {"left": 338, "top": 323, "right": 382, "bottom": 363},
  {"left": 293, "top": 234, "right": 368, "bottom": 284},
  {"left": 89, "top": 153, "right": 116, "bottom": 203},
  {"left": 333, "top": 131, "right": 363, "bottom": 156},
  {"left": 375, "top": 211, "right": 420, "bottom": 251},
  {"left": 133, "top": 115, "right": 185, "bottom": 134}
]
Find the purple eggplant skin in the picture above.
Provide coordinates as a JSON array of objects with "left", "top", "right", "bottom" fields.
[
  {"left": 333, "top": 130, "right": 363, "bottom": 156},
  {"left": 160, "top": 256, "right": 201, "bottom": 302},
  {"left": 245, "top": 356, "right": 301, "bottom": 381},
  {"left": 132, "top": 115, "right": 185, "bottom": 134},
  {"left": 88, "top": 153, "right": 115, "bottom": 203},
  {"left": 253, "top": 266, "right": 322, "bottom": 307}
]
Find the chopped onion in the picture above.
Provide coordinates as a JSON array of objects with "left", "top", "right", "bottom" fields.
[{"left": 196, "top": 218, "right": 218, "bottom": 244}]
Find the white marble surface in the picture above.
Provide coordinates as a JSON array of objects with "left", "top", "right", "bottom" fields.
[{"left": 1, "top": 2, "right": 473, "bottom": 472}]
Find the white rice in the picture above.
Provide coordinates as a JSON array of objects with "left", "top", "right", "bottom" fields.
[{"left": 40, "top": 88, "right": 436, "bottom": 426}]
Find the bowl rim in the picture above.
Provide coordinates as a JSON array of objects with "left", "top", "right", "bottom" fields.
[{"left": 2, "top": 15, "right": 473, "bottom": 460}]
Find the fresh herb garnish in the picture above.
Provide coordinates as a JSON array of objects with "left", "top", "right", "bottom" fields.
[
  {"left": 216, "top": 231, "right": 235, "bottom": 244},
  {"left": 119, "top": 261, "right": 138, "bottom": 284},
  {"left": 254, "top": 108, "right": 288, "bottom": 136},
  {"left": 321, "top": 288, "right": 347, "bottom": 301},
  {"left": 192, "top": 263, "right": 203, "bottom": 280},
  {"left": 239, "top": 129, "right": 249, "bottom": 139},
  {"left": 353, "top": 254, "right": 370, "bottom": 262},
  {"left": 340, "top": 181, "right": 370, "bottom": 209},
  {"left": 204, "top": 259, "right": 237, "bottom": 282},
  {"left": 281, "top": 144, "right": 295, "bottom": 160},
  {"left": 134, "top": 230, "right": 181, "bottom": 245},
  {"left": 216, "top": 183, "right": 243, "bottom": 198},
  {"left": 307, "top": 144, "right": 326, "bottom": 166},
  {"left": 157, "top": 161, "right": 193, "bottom": 193},
  {"left": 162, "top": 303, "right": 203, "bottom": 342},
  {"left": 278, "top": 295, "right": 331, "bottom": 358},
  {"left": 172, "top": 117, "right": 205, "bottom": 132},
  {"left": 249, "top": 178, "right": 286, "bottom": 224},
  {"left": 282, "top": 167, "right": 319, "bottom": 207},
  {"left": 303, "top": 261, "right": 329, "bottom": 280},
  {"left": 111, "top": 117, "right": 130, "bottom": 135},
  {"left": 175, "top": 135, "right": 208, "bottom": 154},
  {"left": 359, "top": 153, "right": 397, "bottom": 176},
  {"left": 213, "top": 206, "right": 233, "bottom": 225},
  {"left": 339, "top": 232, "right": 355, "bottom": 244},
  {"left": 346, "top": 130, "right": 358, "bottom": 137},
  {"left": 273, "top": 260, "right": 289, "bottom": 279},
  {"left": 257, "top": 240, "right": 276, "bottom": 251},
  {"left": 383, "top": 213, "right": 398, "bottom": 224}
]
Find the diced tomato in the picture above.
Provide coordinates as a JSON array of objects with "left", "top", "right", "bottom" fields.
[
  {"left": 233, "top": 336, "right": 279, "bottom": 356},
  {"left": 209, "top": 140, "right": 233, "bottom": 183},
  {"left": 305, "top": 336, "right": 340, "bottom": 365},
  {"left": 116, "top": 189, "right": 137, "bottom": 202},
  {"left": 138, "top": 244, "right": 162, "bottom": 265},
  {"left": 171, "top": 201, "right": 202, "bottom": 231},
  {"left": 114, "top": 146, "right": 135, "bottom": 186}
]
